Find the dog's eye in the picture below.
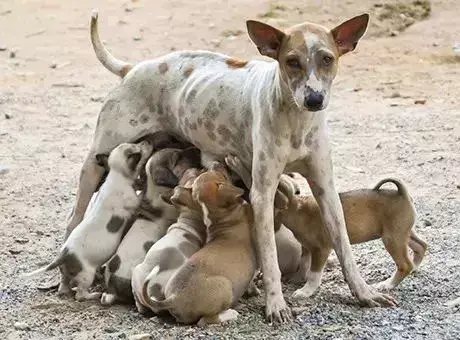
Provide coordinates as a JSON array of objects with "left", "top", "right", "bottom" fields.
[
  {"left": 286, "top": 58, "right": 301, "bottom": 69},
  {"left": 322, "top": 55, "right": 334, "bottom": 66}
]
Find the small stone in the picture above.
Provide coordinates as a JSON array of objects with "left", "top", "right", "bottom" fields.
[
  {"left": 0, "top": 45, "right": 7, "bottom": 51},
  {"left": 389, "top": 92, "right": 401, "bottom": 98},
  {"left": 133, "top": 36, "right": 142, "bottom": 41},
  {"left": 353, "top": 87, "right": 362, "bottom": 92},
  {"left": 14, "top": 322, "right": 30, "bottom": 331},
  {"left": 124, "top": 7, "right": 134, "bottom": 12},
  {"left": 90, "top": 96, "right": 104, "bottom": 102},
  {"left": 50, "top": 63, "right": 57, "bottom": 69},
  {"left": 5, "top": 113, "right": 11, "bottom": 119},
  {"left": 0, "top": 165, "right": 9, "bottom": 175},
  {"left": 375, "top": 142, "right": 382, "bottom": 149},
  {"left": 210, "top": 39, "right": 221, "bottom": 47},
  {"left": 390, "top": 103, "right": 399, "bottom": 107},
  {"left": 414, "top": 99, "right": 426, "bottom": 105},
  {"left": 15, "top": 238, "right": 29, "bottom": 244},
  {"left": 9, "top": 50, "right": 16, "bottom": 58},
  {"left": 104, "top": 327, "right": 117, "bottom": 333},
  {"left": 423, "top": 219, "right": 432, "bottom": 226},
  {"left": 456, "top": 184, "right": 460, "bottom": 189},
  {"left": 432, "top": 42, "right": 439, "bottom": 47},
  {"left": 390, "top": 30, "right": 399, "bottom": 37},
  {"left": 129, "top": 334, "right": 152, "bottom": 340},
  {"left": 9, "top": 249, "right": 22, "bottom": 255}
]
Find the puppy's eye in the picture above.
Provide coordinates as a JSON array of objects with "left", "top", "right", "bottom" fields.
[
  {"left": 286, "top": 58, "right": 301, "bottom": 69},
  {"left": 322, "top": 55, "right": 334, "bottom": 66}
]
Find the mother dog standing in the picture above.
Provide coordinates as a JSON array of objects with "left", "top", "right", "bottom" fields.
[{"left": 66, "top": 10, "right": 396, "bottom": 322}]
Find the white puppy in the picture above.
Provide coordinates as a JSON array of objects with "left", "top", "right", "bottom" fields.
[
  {"left": 101, "top": 147, "right": 201, "bottom": 305},
  {"left": 24, "top": 141, "right": 152, "bottom": 301}
]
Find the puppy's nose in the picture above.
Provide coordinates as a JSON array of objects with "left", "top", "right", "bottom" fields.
[{"left": 304, "top": 92, "right": 324, "bottom": 111}]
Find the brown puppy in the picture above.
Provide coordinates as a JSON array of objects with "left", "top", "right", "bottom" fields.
[
  {"left": 142, "top": 162, "right": 257, "bottom": 326},
  {"left": 225, "top": 155, "right": 427, "bottom": 300}
]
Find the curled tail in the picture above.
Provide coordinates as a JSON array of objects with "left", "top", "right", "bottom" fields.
[
  {"left": 90, "top": 10, "right": 133, "bottom": 78},
  {"left": 373, "top": 178, "right": 409, "bottom": 197},
  {"left": 141, "top": 266, "right": 176, "bottom": 311},
  {"left": 21, "top": 249, "right": 67, "bottom": 279}
]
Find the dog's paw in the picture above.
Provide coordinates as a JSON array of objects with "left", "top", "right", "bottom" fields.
[
  {"left": 265, "top": 294, "right": 292, "bottom": 324},
  {"left": 291, "top": 287, "right": 315, "bottom": 301},
  {"left": 100, "top": 292, "right": 116, "bottom": 306},
  {"left": 356, "top": 285, "right": 398, "bottom": 307}
]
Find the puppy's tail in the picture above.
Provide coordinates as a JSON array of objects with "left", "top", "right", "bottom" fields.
[
  {"left": 90, "top": 10, "right": 133, "bottom": 78},
  {"left": 21, "top": 249, "right": 67, "bottom": 279},
  {"left": 141, "top": 266, "right": 176, "bottom": 311},
  {"left": 373, "top": 178, "right": 410, "bottom": 198}
]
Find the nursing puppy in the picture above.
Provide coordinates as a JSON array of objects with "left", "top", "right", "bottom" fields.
[
  {"left": 142, "top": 163, "right": 257, "bottom": 326},
  {"left": 132, "top": 168, "right": 206, "bottom": 313},
  {"left": 101, "top": 147, "right": 200, "bottom": 305},
  {"left": 24, "top": 141, "right": 152, "bottom": 301},
  {"left": 226, "top": 155, "right": 426, "bottom": 299}
]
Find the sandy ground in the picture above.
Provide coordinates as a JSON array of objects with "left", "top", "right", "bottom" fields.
[{"left": 1, "top": 0, "right": 459, "bottom": 339}]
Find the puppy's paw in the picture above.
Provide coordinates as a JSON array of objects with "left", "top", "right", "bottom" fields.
[
  {"left": 291, "top": 287, "right": 315, "bottom": 301},
  {"left": 372, "top": 279, "right": 395, "bottom": 292},
  {"left": 197, "top": 309, "right": 239, "bottom": 327},
  {"left": 100, "top": 292, "right": 117, "bottom": 306}
]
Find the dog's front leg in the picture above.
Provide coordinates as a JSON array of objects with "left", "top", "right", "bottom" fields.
[
  {"left": 294, "top": 137, "right": 397, "bottom": 307},
  {"left": 250, "top": 154, "right": 291, "bottom": 323}
]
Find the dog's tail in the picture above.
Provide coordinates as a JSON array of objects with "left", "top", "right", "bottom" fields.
[
  {"left": 141, "top": 266, "right": 176, "bottom": 311},
  {"left": 21, "top": 249, "right": 67, "bottom": 279},
  {"left": 373, "top": 178, "right": 410, "bottom": 197},
  {"left": 90, "top": 10, "right": 133, "bottom": 78}
]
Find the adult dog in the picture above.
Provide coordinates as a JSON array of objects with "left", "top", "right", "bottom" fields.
[{"left": 65, "top": 11, "right": 395, "bottom": 322}]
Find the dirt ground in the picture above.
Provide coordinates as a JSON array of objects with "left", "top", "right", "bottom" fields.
[{"left": 1, "top": 0, "right": 459, "bottom": 339}]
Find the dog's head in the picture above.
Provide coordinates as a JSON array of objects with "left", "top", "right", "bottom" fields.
[
  {"left": 98, "top": 141, "right": 153, "bottom": 180},
  {"left": 191, "top": 162, "right": 245, "bottom": 226},
  {"left": 247, "top": 14, "right": 369, "bottom": 112},
  {"left": 145, "top": 147, "right": 202, "bottom": 188}
]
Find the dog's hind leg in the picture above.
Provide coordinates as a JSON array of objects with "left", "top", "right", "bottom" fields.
[{"left": 408, "top": 230, "right": 427, "bottom": 270}]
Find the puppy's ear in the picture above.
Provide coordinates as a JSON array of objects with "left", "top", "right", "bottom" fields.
[
  {"left": 331, "top": 14, "right": 369, "bottom": 56},
  {"left": 128, "top": 152, "right": 142, "bottom": 171},
  {"left": 160, "top": 189, "right": 175, "bottom": 205},
  {"left": 217, "top": 183, "right": 245, "bottom": 206},
  {"left": 246, "top": 20, "right": 286, "bottom": 59},
  {"left": 171, "top": 186, "right": 194, "bottom": 207},
  {"left": 210, "top": 161, "right": 230, "bottom": 179},
  {"left": 174, "top": 147, "right": 202, "bottom": 177},
  {"left": 95, "top": 153, "right": 109, "bottom": 168},
  {"left": 153, "top": 167, "right": 178, "bottom": 188}
]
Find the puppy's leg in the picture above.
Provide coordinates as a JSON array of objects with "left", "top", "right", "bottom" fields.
[
  {"left": 408, "top": 230, "right": 427, "bottom": 270},
  {"left": 74, "top": 268, "right": 101, "bottom": 301},
  {"left": 292, "top": 248, "right": 329, "bottom": 300},
  {"left": 250, "top": 152, "right": 291, "bottom": 323},
  {"left": 375, "top": 235, "right": 414, "bottom": 291},
  {"left": 65, "top": 151, "right": 106, "bottom": 238},
  {"left": 197, "top": 309, "right": 239, "bottom": 327},
  {"left": 292, "top": 134, "right": 397, "bottom": 307},
  {"left": 286, "top": 247, "right": 311, "bottom": 284}
]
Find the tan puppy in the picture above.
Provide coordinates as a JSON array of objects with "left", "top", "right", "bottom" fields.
[
  {"left": 226, "top": 155, "right": 427, "bottom": 300},
  {"left": 142, "top": 163, "right": 256, "bottom": 326}
]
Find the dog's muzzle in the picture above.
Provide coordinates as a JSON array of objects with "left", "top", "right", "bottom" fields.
[{"left": 304, "top": 91, "right": 324, "bottom": 112}]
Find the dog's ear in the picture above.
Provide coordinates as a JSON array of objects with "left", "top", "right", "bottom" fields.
[
  {"left": 170, "top": 186, "right": 194, "bottom": 207},
  {"left": 160, "top": 189, "right": 175, "bottom": 205},
  {"left": 95, "top": 153, "right": 109, "bottom": 168},
  {"left": 174, "top": 147, "right": 202, "bottom": 178},
  {"left": 128, "top": 152, "right": 142, "bottom": 171},
  {"left": 331, "top": 14, "right": 369, "bottom": 56},
  {"left": 153, "top": 167, "right": 179, "bottom": 188},
  {"left": 217, "top": 182, "right": 245, "bottom": 206},
  {"left": 246, "top": 20, "right": 286, "bottom": 59}
]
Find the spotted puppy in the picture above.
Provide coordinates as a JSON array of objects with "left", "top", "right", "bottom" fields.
[
  {"left": 24, "top": 141, "right": 152, "bottom": 301},
  {"left": 132, "top": 168, "right": 206, "bottom": 313},
  {"left": 142, "top": 163, "right": 257, "bottom": 326},
  {"left": 101, "top": 147, "right": 200, "bottom": 305},
  {"left": 227, "top": 155, "right": 427, "bottom": 299}
]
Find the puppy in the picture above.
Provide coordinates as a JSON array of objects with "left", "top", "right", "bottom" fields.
[
  {"left": 132, "top": 168, "right": 206, "bottom": 313},
  {"left": 24, "top": 141, "right": 152, "bottom": 301},
  {"left": 101, "top": 147, "right": 200, "bottom": 305},
  {"left": 141, "top": 163, "right": 257, "bottom": 326},
  {"left": 225, "top": 155, "right": 427, "bottom": 299}
]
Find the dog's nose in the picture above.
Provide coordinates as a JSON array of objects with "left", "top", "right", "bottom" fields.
[{"left": 304, "top": 92, "right": 324, "bottom": 111}]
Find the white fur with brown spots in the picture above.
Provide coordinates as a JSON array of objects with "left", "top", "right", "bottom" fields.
[{"left": 63, "top": 11, "right": 395, "bottom": 322}]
